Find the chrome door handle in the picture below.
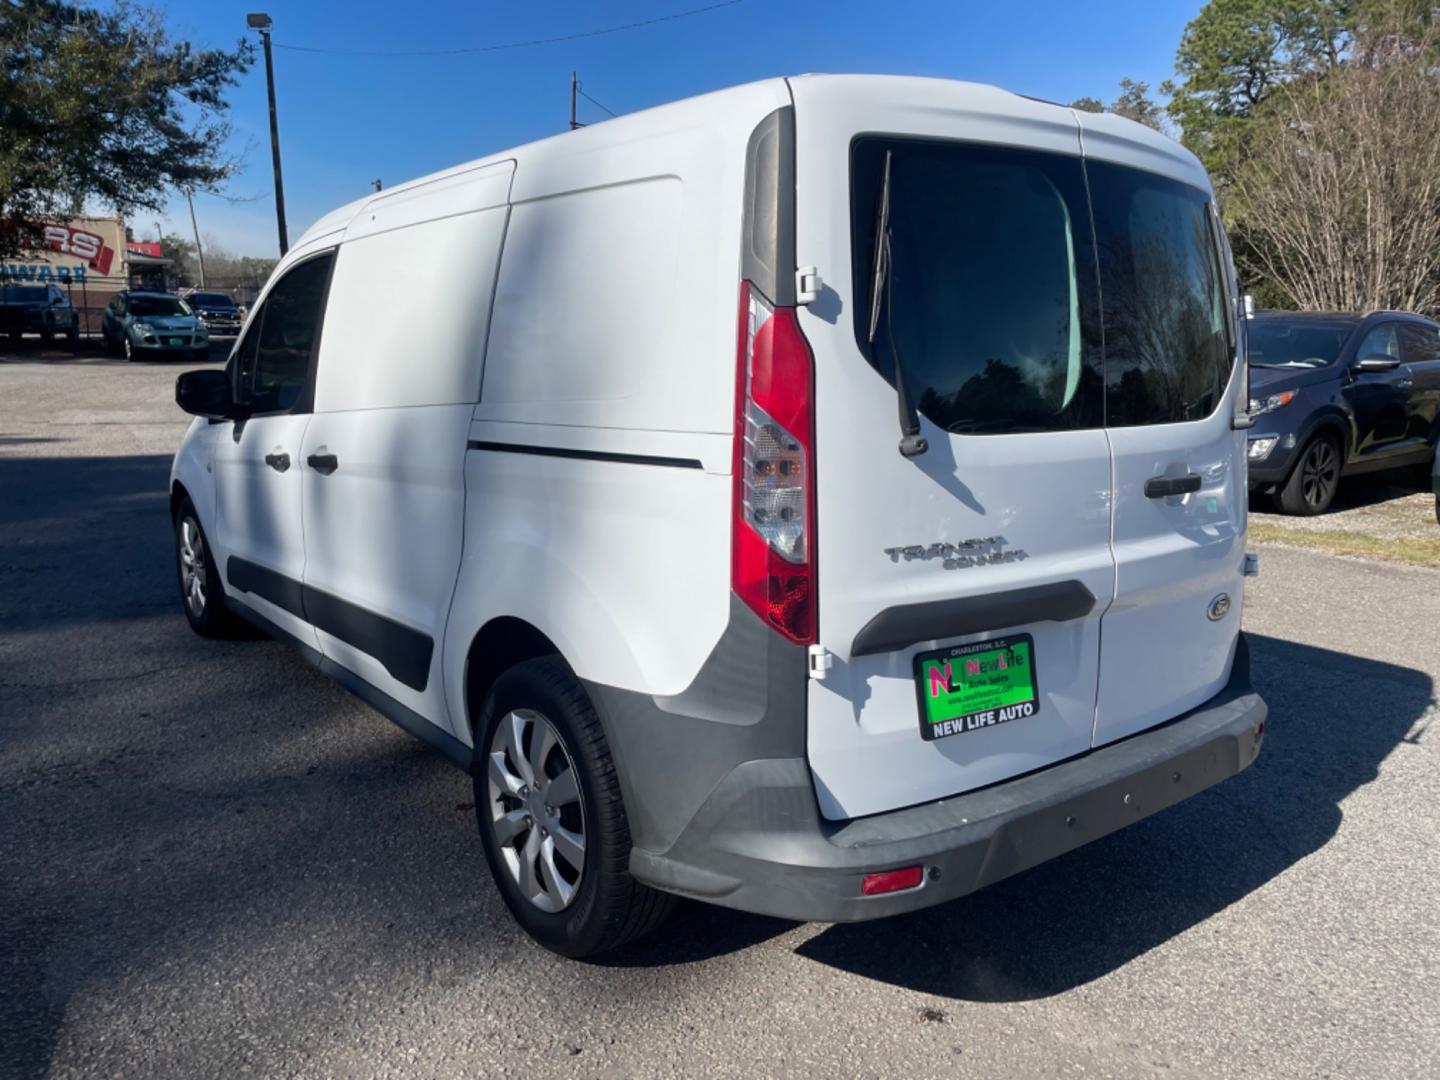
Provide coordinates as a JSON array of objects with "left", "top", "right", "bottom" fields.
[
  {"left": 263, "top": 451, "right": 290, "bottom": 472},
  {"left": 1397, "top": 378, "right": 1414, "bottom": 389},
  {"left": 306, "top": 452, "right": 338, "bottom": 474},
  {"left": 1145, "top": 473, "right": 1202, "bottom": 499}
]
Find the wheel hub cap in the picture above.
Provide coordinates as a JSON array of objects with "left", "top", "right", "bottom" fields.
[{"left": 486, "top": 709, "right": 585, "bottom": 913}]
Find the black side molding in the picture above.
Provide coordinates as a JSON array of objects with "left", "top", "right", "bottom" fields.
[
  {"left": 226, "top": 556, "right": 434, "bottom": 692},
  {"left": 850, "top": 579, "right": 1097, "bottom": 657},
  {"left": 225, "top": 595, "right": 471, "bottom": 772},
  {"left": 467, "top": 440, "right": 703, "bottom": 470}
]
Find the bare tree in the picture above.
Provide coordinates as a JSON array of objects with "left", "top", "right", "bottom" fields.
[{"left": 1230, "top": 19, "right": 1440, "bottom": 312}]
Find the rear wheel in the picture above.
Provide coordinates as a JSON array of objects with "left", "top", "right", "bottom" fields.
[
  {"left": 474, "top": 656, "right": 674, "bottom": 957},
  {"left": 1275, "top": 433, "right": 1342, "bottom": 516}
]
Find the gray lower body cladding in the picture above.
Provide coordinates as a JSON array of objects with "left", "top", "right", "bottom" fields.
[{"left": 587, "top": 612, "right": 1266, "bottom": 924}]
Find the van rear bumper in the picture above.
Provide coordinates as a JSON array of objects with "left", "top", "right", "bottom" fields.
[{"left": 628, "top": 637, "right": 1266, "bottom": 923}]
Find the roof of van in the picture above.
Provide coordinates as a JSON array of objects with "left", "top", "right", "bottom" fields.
[{"left": 290, "top": 75, "right": 1208, "bottom": 251}]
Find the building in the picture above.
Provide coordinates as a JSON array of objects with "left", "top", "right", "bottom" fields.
[{"left": 0, "top": 216, "right": 173, "bottom": 334}]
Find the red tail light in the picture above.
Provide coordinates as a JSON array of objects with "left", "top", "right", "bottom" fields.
[{"left": 732, "top": 281, "right": 816, "bottom": 644}]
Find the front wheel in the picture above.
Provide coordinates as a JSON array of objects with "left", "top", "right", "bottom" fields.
[
  {"left": 1274, "top": 433, "right": 1342, "bottom": 516},
  {"left": 474, "top": 656, "right": 674, "bottom": 957},
  {"left": 174, "top": 499, "right": 246, "bottom": 638}
]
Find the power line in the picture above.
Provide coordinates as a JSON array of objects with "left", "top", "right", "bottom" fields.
[{"left": 273, "top": 1, "right": 745, "bottom": 58}]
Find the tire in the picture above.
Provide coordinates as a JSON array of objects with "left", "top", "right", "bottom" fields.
[
  {"left": 474, "top": 656, "right": 674, "bottom": 958},
  {"left": 67, "top": 322, "right": 79, "bottom": 346},
  {"left": 174, "top": 498, "right": 246, "bottom": 638},
  {"left": 123, "top": 336, "right": 136, "bottom": 362},
  {"left": 1274, "top": 433, "right": 1342, "bottom": 515}
]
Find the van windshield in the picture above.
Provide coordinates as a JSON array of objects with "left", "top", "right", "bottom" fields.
[{"left": 852, "top": 139, "right": 1232, "bottom": 432}]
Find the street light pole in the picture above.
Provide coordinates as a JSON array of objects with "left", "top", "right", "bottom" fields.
[
  {"left": 247, "top": 13, "right": 288, "bottom": 256},
  {"left": 185, "top": 188, "right": 207, "bottom": 287}
]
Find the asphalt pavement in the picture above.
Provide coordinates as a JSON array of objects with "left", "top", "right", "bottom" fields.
[{"left": 2, "top": 351, "right": 1437, "bottom": 1079}]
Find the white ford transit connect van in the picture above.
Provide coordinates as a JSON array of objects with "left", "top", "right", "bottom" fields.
[{"left": 171, "top": 75, "right": 1267, "bottom": 957}]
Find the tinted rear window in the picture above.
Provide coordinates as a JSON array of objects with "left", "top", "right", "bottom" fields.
[
  {"left": 852, "top": 141, "right": 1233, "bottom": 432},
  {"left": 851, "top": 138, "right": 1103, "bottom": 434},
  {"left": 1247, "top": 318, "right": 1355, "bottom": 368},
  {"left": 1085, "top": 161, "right": 1233, "bottom": 425}
]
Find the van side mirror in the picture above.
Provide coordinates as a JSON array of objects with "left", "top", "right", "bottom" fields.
[
  {"left": 176, "top": 369, "right": 235, "bottom": 419},
  {"left": 1353, "top": 354, "right": 1401, "bottom": 373}
]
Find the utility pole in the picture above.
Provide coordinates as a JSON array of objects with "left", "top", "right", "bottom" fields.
[
  {"left": 184, "top": 188, "right": 207, "bottom": 287},
  {"left": 248, "top": 13, "right": 289, "bottom": 256},
  {"left": 570, "top": 71, "right": 581, "bottom": 131}
]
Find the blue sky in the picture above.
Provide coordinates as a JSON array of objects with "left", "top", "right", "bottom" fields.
[{"left": 147, "top": 0, "right": 1201, "bottom": 256}]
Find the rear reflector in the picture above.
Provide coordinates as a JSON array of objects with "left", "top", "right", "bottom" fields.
[{"left": 860, "top": 865, "right": 924, "bottom": 896}]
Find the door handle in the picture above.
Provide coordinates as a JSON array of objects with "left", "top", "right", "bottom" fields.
[
  {"left": 1396, "top": 378, "right": 1414, "bottom": 389},
  {"left": 263, "top": 451, "right": 290, "bottom": 473},
  {"left": 1145, "top": 473, "right": 1202, "bottom": 499},
  {"left": 307, "top": 452, "right": 339, "bottom": 475}
]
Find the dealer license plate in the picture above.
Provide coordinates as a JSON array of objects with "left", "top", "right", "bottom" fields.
[
  {"left": 168, "top": 337, "right": 185, "bottom": 346},
  {"left": 914, "top": 634, "right": 1039, "bottom": 742}
]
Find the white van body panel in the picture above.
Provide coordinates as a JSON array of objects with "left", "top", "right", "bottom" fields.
[{"left": 789, "top": 77, "right": 1117, "bottom": 820}]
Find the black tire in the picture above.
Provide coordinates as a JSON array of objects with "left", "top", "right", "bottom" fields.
[
  {"left": 174, "top": 498, "right": 246, "bottom": 638},
  {"left": 474, "top": 656, "right": 674, "bottom": 958},
  {"left": 66, "top": 322, "right": 79, "bottom": 346},
  {"left": 123, "top": 336, "right": 136, "bottom": 362},
  {"left": 1274, "top": 433, "right": 1342, "bottom": 516}
]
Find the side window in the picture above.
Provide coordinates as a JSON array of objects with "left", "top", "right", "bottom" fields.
[
  {"left": 1400, "top": 323, "right": 1440, "bottom": 364},
  {"left": 1355, "top": 323, "right": 1400, "bottom": 362},
  {"left": 235, "top": 253, "right": 334, "bottom": 415},
  {"left": 1086, "top": 161, "right": 1233, "bottom": 426}
]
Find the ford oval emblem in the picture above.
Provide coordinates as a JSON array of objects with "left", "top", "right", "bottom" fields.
[{"left": 1207, "top": 594, "right": 1232, "bottom": 621}]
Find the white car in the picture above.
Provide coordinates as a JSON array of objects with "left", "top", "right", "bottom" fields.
[{"left": 170, "top": 75, "right": 1267, "bottom": 957}]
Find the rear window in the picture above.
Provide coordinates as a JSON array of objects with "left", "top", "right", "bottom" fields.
[
  {"left": 851, "top": 138, "right": 1103, "bottom": 434},
  {"left": 1248, "top": 318, "right": 1356, "bottom": 369},
  {"left": 852, "top": 140, "right": 1233, "bottom": 432},
  {"left": 1086, "top": 161, "right": 1233, "bottom": 425},
  {"left": 2, "top": 286, "right": 47, "bottom": 302}
]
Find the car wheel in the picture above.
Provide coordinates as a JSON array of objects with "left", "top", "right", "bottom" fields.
[
  {"left": 474, "top": 656, "right": 674, "bottom": 958},
  {"left": 175, "top": 499, "right": 245, "bottom": 638},
  {"left": 123, "top": 336, "right": 136, "bottom": 362},
  {"left": 1275, "top": 433, "right": 1342, "bottom": 516},
  {"left": 67, "top": 322, "right": 79, "bottom": 346}
]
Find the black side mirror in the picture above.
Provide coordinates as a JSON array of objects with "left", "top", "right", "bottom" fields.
[
  {"left": 176, "top": 369, "right": 235, "bottom": 419},
  {"left": 1353, "top": 354, "right": 1401, "bottom": 373}
]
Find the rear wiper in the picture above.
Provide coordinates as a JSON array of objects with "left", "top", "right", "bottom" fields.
[{"left": 866, "top": 150, "right": 928, "bottom": 458}]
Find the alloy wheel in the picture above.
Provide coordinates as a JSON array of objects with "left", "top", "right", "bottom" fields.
[
  {"left": 179, "top": 517, "right": 207, "bottom": 619},
  {"left": 1300, "top": 440, "right": 1339, "bottom": 510},
  {"left": 486, "top": 709, "right": 586, "bottom": 913}
]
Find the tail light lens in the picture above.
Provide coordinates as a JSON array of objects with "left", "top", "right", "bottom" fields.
[{"left": 733, "top": 282, "right": 816, "bottom": 644}]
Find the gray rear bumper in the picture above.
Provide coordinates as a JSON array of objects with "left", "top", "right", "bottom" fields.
[{"left": 618, "top": 635, "right": 1265, "bottom": 923}]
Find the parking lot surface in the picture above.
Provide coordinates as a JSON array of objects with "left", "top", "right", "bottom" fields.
[{"left": 3, "top": 353, "right": 1438, "bottom": 1079}]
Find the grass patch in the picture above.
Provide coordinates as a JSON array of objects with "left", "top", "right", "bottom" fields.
[{"left": 1249, "top": 521, "right": 1440, "bottom": 568}]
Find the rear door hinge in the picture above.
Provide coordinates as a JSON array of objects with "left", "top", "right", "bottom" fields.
[
  {"left": 807, "top": 644, "right": 833, "bottom": 680},
  {"left": 796, "top": 266, "right": 822, "bottom": 306}
]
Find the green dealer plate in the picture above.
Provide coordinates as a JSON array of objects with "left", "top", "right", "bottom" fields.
[
  {"left": 913, "top": 634, "right": 1039, "bottom": 742},
  {"left": 169, "top": 337, "right": 185, "bottom": 345}
]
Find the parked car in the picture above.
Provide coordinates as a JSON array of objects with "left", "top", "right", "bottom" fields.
[
  {"left": 169, "top": 75, "right": 1266, "bottom": 957},
  {"left": 101, "top": 291, "right": 209, "bottom": 362},
  {"left": 1433, "top": 447, "right": 1440, "bottom": 525},
  {"left": 1246, "top": 310, "right": 1440, "bottom": 514},
  {"left": 0, "top": 283, "right": 80, "bottom": 343},
  {"left": 184, "top": 290, "right": 245, "bottom": 335}
]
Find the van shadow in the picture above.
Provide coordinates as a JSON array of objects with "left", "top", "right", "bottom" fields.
[{"left": 789, "top": 633, "right": 1431, "bottom": 1001}]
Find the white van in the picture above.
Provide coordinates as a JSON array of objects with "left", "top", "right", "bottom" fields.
[{"left": 171, "top": 75, "right": 1267, "bottom": 957}]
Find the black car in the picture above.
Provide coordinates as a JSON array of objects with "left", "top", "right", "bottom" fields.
[
  {"left": 0, "top": 283, "right": 80, "bottom": 343},
  {"left": 184, "top": 290, "right": 245, "bottom": 335},
  {"left": 1246, "top": 310, "right": 1440, "bottom": 514}
]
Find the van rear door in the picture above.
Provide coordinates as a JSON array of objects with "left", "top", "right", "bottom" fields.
[
  {"left": 1077, "top": 127, "right": 1247, "bottom": 744},
  {"left": 790, "top": 80, "right": 1116, "bottom": 821}
]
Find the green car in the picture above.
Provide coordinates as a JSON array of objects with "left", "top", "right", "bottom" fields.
[{"left": 101, "top": 291, "right": 211, "bottom": 362}]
